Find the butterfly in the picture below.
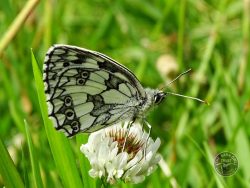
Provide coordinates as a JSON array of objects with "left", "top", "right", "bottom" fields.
[{"left": 43, "top": 44, "right": 167, "bottom": 137}]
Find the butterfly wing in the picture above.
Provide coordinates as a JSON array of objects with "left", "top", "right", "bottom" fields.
[{"left": 43, "top": 44, "right": 146, "bottom": 137}]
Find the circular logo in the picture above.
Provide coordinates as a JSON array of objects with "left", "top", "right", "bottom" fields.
[{"left": 214, "top": 152, "right": 238, "bottom": 176}]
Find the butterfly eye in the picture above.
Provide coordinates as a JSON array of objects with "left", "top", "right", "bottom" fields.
[
  {"left": 154, "top": 92, "right": 166, "bottom": 105},
  {"left": 77, "top": 78, "right": 85, "bottom": 85},
  {"left": 65, "top": 109, "right": 74, "bottom": 120},
  {"left": 81, "top": 71, "right": 89, "bottom": 78},
  {"left": 64, "top": 96, "right": 72, "bottom": 106}
]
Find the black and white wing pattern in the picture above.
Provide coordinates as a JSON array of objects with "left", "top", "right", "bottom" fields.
[{"left": 43, "top": 44, "right": 147, "bottom": 137}]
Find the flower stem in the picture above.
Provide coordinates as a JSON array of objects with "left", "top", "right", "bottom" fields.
[{"left": 101, "top": 177, "right": 110, "bottom": 188}]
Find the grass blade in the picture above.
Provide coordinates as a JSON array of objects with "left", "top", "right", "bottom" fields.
[
  {"left": 76, "top": 135, "right": 96, "bottom": 188},
  {"left": 31, "top": 49, "right": 83, "bottom": 188},
  {"left": 0, "top": 138, "right": 24, "bottom": 188},
  {"left": 24, "top": 119, "right": 43, "bottom": 188}
]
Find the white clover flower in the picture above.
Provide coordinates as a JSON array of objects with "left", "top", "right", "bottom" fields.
[{"left": 80, "top": 122, "right": 161, "bottom": 184}]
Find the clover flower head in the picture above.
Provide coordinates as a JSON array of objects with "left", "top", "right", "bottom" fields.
[{"left": 80, "top": 122, "right": 161, "bottom": 184}]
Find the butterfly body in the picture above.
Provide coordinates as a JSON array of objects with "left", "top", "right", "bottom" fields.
[{"left": 44, "top": 45, "right": 165, "bottom": 137}]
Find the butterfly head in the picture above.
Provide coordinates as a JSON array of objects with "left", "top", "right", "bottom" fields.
[
  {"left": 153, "top": 91, "right": 166, "bottom": 105},
  {"left": 144, "top": 88, "right": 166, "bottom": 107}
]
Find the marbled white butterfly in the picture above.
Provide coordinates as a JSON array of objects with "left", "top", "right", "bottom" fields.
[{"left": 43, "top": 44, "right": 205, "bottom": 137}]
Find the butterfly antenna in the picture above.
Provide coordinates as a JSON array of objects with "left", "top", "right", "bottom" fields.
[
  {"left": 165, "top": 91, "right": 209, "bottom": 104},
  {"left": 162, "top": 68, "right": 209, "bottom": 105},
  {"left": 160, "top": 68, "right": 192, "bottom": 91},
  {"left": 167, "top": 68, "right": 192, "bottom": 86}
]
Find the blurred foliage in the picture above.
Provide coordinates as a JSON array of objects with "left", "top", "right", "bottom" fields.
[{"left": 0, "top": 0, "right": 250, "bottom": 187}]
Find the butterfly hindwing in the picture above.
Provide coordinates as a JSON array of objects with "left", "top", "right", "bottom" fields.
[{"left": 43, "top": 44, "right": 146, "bottom": 137}]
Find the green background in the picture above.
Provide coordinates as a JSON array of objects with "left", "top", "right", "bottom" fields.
[{"left": 0, "top": 0, "right": 250, "bottom": 187}]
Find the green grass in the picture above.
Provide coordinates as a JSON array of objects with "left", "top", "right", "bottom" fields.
[{"left": 0, "top": 0, "right": 250, "bottom": 187}]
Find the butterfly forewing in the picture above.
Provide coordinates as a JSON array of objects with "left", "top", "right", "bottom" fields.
[{"left": 43, "top": 44, "right": 146, "bottom": 137}]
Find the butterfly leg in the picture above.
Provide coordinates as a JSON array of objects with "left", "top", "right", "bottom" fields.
[{"left": 122, "top": 119, "right": 135, "bottom": 152}]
